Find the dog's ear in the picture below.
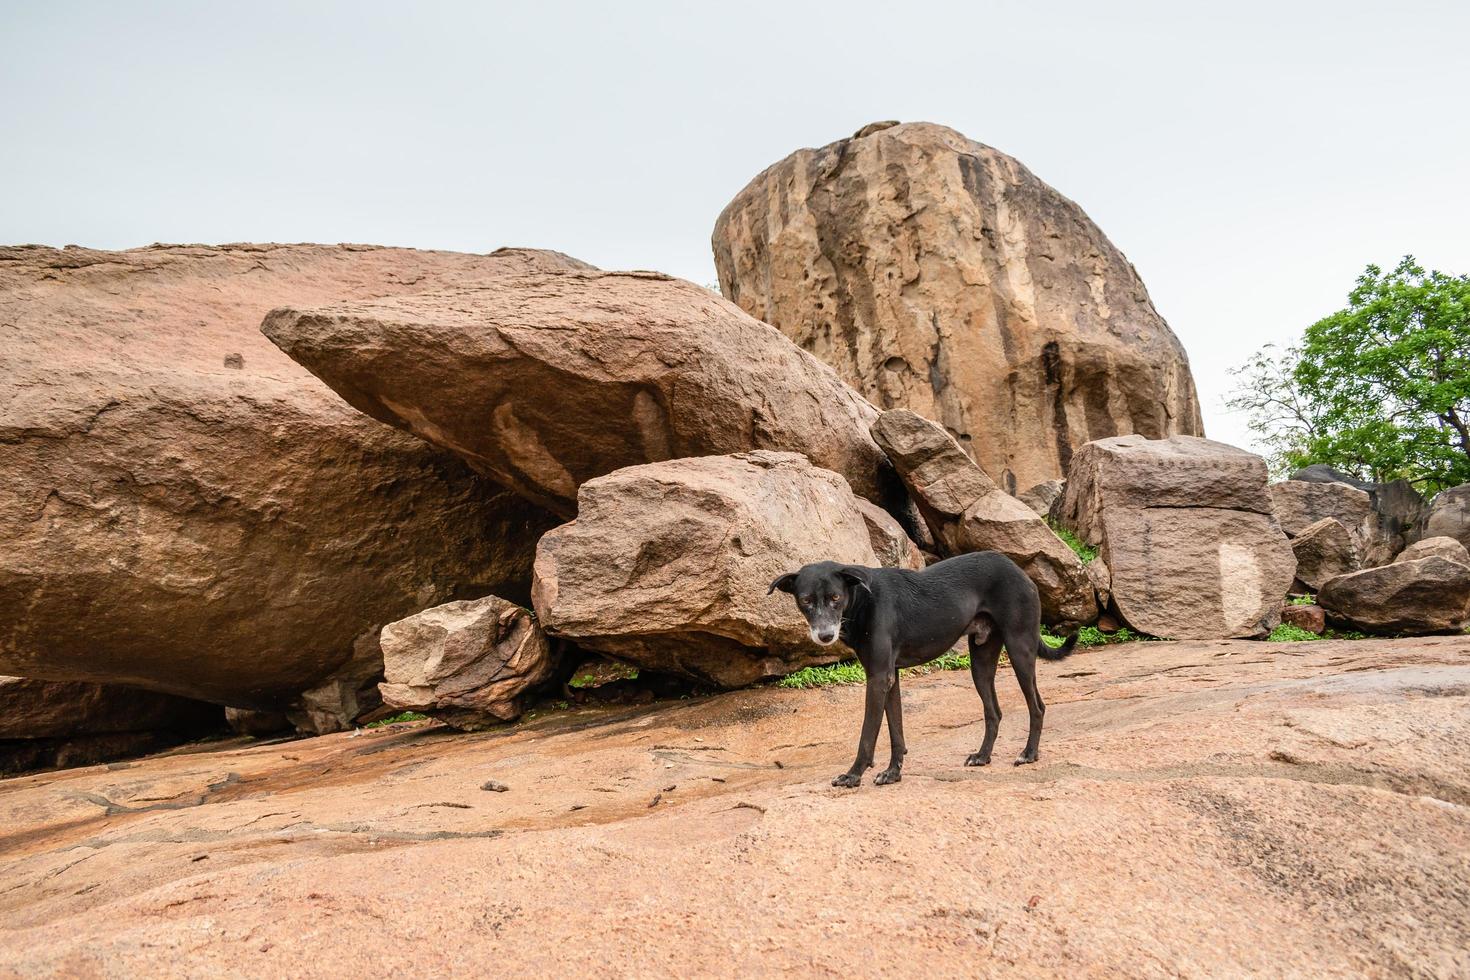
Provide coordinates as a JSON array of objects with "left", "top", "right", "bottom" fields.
[
  {"left": 767, "top": 572, "right": 799, "bottom": 596},
  {"left": 838, "top": 566, "right": 873, "bottom": 595}
]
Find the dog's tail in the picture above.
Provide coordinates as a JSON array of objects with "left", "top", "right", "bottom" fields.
[{"left": 1037, "top": 630, "right": 1079, "bottom": 661}]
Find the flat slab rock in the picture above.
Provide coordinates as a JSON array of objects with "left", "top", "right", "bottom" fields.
[
  {"left": 262, "top": 269, "right": 899, "bottom": 518},
  {"left": 0, "top": 637, "right": 1466, "bottom": 976},
  {"left": 532, "top": 451, "right": 881, "bottom": 687},
  {"left": 1060, "top": 434, "right": 1296, "bottom": 638}
]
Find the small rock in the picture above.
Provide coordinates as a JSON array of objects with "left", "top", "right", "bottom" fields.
[
  {"left": 480, "top": 779, "right": 509, "bottom": 793},
  {"left": 1279, "top": 604, "right": 1326, "bottom": 634}
]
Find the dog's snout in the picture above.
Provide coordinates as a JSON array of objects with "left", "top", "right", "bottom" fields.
[{"left": 813, "top": 628, "right": 837, "bottom": 645}]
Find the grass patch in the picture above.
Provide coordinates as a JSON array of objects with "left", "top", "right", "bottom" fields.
[
  {"left": 1046, "top": 518, "right": 1098, "bottom": 564},
  {"left": 364, "top": 711, "right": 428, "bottom": 728},
  {"left": 1042, "top": 625, "right": 1145, "bottom": 647},
  {"left": 1267, "top": 623, "right": 1322, "bottom": 642},
  {"left": 1287, "top": 594, "right": 1317, "bottom": 606},
  {"left": 776, "top": 661, "right": 869, "bottom": 689}
]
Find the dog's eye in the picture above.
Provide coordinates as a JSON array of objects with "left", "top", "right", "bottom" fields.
[{"left": 829, "top": 594, "right": 841, "bottom": 603}]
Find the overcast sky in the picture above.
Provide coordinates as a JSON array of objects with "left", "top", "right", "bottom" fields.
[{"left": 4, "top": 1, "right": 1467, "bottom": 452}]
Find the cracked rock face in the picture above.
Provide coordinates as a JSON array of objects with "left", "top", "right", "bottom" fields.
[
  {"left": 379, "top": 595, "right": 555, "bottom": 728},
  {"left": 532, "top": 452, "right": 879, "bottom": 687},
  {"left": 1290, "top": 517, "right": 1360, "bottom": 591},
  {"left": 871, "top": 410, "right": 1096, "bottom": 626},
  {"left": 1059, "top": 435, "right": 1296, "bottom": 638},
  {"left": 262, "top": 270, "right": 901, "bottom": 520},
  {"left": 0, "top": 244, "right": 569, "bottom": 712},
  {"left": 712, "top": 121, "right": 1203, "bottom": 494}
]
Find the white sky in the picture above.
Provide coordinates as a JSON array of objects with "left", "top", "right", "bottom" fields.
[{"left": 4, "top": 1, "right": 1467, "bottom": 452}]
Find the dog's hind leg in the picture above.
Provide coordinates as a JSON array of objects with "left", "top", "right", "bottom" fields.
[
  {"left": 964, "top": 633, "right": 1004, "bottom": 767},
  {"left": 1007, "top": 630, "right": 1046, "bottom": 766},
  {"left": 874, "top": 675, "right": 905, "bottom": 785}
]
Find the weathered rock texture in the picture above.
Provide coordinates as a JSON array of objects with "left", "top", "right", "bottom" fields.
[
  {"left": 1422, "top": 484, "right": 1470, "bottom": 551},
  {"left": 379, "top": 596, "right": 555, "bottom": 728},
  {"left": 0, "top": 244, "right": 566, "bottom": 712},
  {"left": 853, "top": 498, "right": 926, "bottom": 571},
  {"left": 1318, "top": 557, "right": 1470, "bottom": 635},
  {"left": 263, "top": 270, "right": 902, "bottom": 519},
  {"left": 1272, "top": 479, "right": 1403, "bottom": 567},
  {"left": 1279, "top": 603, "right": 1326, "bottom": 634},
  {"left": 532, "top": 452, "right": 878, "bottom": 687},
  {"left": 1017, "top": 479, "right": 1065, "bottom": 520},
  {"left": 1, "top": 637, "right": 1467, "bottom": 976},
  {"left": 712, "top": 121, "right": 1203, "bottom": 493},
  {"left": 0, "top": 676, "right": 222, "bottom": 775},
  {"left": 871, "top": 410, "right": 1095, "bottom": 625},
  {"left": 1290, "top": 518, "right": 1360, "bottom": 591},
  {"left": 1059, "top": 435, "right": 1295, "bottom": 638},
  {"left": 1395, "top": 536, "right": 1470, "bottom": 566}
]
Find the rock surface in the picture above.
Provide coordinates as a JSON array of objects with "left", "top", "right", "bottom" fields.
[
  {"left": 1395, "top": 535, "right": 1470, "bottom": 565},
  {"left": 1017, "top": 479, "right": 1065, "bottom": 519},
  {"left": 262, "top": 269, "right": 901, "bottom": 518},
  {"left": 1318, "top": 557, "right": 1470, "bottom": 635},
  {"left": 853, "top": 498, "right": 926, "bottom": 571},
  {"left": 1059, "top": 435, "right": 1295, "bottom": 638},
  {"left": 871, "top": 410, "right": 1096, "bottom": 626},
  {"left": 1, "top": 637, "right": 1466, "bottom": 976},
  {"left": 712, "top": 121, "right": 1203, "bottom": 493},
  {"left": 1279, "top": 603, "right": 1326, "bottom": 634},
  {"left": 379, "top": 596, "right": 555, "bottom": 728},
  {"left": 1279, "top": 470, "right": 1424, "bottom": 565},
  {"left": 0, "top": 676, "right": 222, "bottom": 775},
  {"left": 532, "top": 452, "right": 878, "bottom": 687},
  {"left": 1290, "top": 517, "right": 1359, "bottom": 590},
  {"left": 0, "top": 244, "right": 566, "bottom": 713},
  {"left": 1422, "top": 484, "right": 1470, "bottom": 551}
]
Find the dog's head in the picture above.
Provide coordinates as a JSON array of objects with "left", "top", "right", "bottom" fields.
[{"left": 767, "top": 561, "right": 872, "bottom": 647}]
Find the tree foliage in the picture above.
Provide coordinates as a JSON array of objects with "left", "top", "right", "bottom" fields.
[{"left": 1229, "top": 257, "right": 1470, "bottom": 491}]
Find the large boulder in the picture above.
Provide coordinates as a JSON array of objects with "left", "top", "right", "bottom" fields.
[
  {"left": 712, "top": 120, "right": 1203, "bottom": 494},
  {"left": 853, "top": 498, "right": 926, "bottom": 571},
  {"left": 1271, "top": 481, "right": 1373, "bottom": 538},
  {"left": 0, "top": 244, "right": 567, "bottom": 715},
  {"left": 1318, "top": 557, "right": 1470, "bottom": 635},
  {"left": 870, "top": 410, "right": 1096, "bottom": 626},
  {"left": 262, "top": 270, "right": 903, "bottom": 519},
  {"left": 1395, "top": 536, "right": 1470, "bottom": 566},
  {"left": 1290, "top": 518, "right": 1360, "bottom": 591},
  {"left": 0, "top": 676, "right": 223, "bottom": 775},
  {"left": 1058, "top": 435, "right": 1296, "bottom": 638},
  {"left": 378, "top": 596, "right": 555, "bottom": 728},
  {"left": 532, "top": 451, "right": 878, "bottom": 687},
  {"left": 1421, "top": 484, "right": 1470, "bottom": 552}
]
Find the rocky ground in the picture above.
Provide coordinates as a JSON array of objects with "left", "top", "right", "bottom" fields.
[{"left": 2, "top": 637, "right": 1467, "bottom": 978}]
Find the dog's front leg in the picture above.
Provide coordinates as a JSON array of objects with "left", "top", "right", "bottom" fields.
[{"left": 833, "top": 668, "right": 892, "bottom": 788}]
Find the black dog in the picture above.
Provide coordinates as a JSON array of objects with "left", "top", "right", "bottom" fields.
[{"left": 769, "top": 552, "right": 1078, "bottom": 787}]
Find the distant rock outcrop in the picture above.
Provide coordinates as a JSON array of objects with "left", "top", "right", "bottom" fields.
[
  {"left": 0, "top": 244, "right": 569, "bottom": 718},
  {"left": 713, "top": 121, "right": 1203, "bottom": 493}
]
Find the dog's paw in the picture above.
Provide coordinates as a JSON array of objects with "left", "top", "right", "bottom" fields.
[
  {"left": 831, "top": 772, "right": 861, "bottom": 788},
  {"left": 873, "top": 768, "right": 902, "bottom": 786},
  {"left": 1013, "top": 750, "right": 1038, "bottom": 766},
  {"left": 964, "top": 751, "right": 991, "bottom": 767}
]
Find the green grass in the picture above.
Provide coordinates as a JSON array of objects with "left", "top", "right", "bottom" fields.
[
  {"left": 364, "top": 711, "right": 428, "bottom": 728},
  {"left": 1046, "top": 519, "right": 1098, "bottom": 565},
  {"left": 1287, "top": 594, "right": 1317, "bottom": 606},
  {"left": 567, "top": 663, "right": 640, "bottom": 689},
  {"left": 1042, "top": 624, "right": 1144, "bottom": 647},
  {"left": 776, "top": 661, "right": 870, "bottom": 689},
  {"left": 1267, "top": 623, "right": 1322, "bottom": 642}
]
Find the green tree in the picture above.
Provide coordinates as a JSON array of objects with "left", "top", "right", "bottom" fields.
[{"left": 1229, "top": 257, "right": 1470, "bottom": 492}]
